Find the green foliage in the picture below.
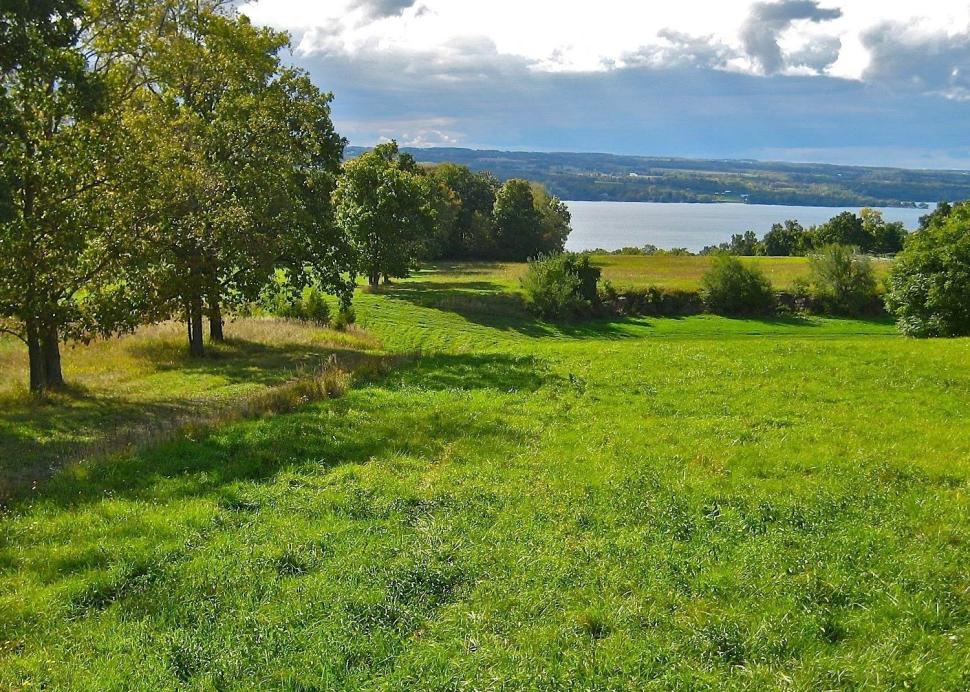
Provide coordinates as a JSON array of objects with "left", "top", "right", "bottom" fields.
[
  {"left": 521, "top": 253, "right": 601, "bottom": 319},
  {"left": 807, "top": 245, "right": 879, "bottom": 316},
  {"left": 493, "top": 179, "right": 543, "bottom": 261},
  {"left": 335, "top": 141, "right": 435, "bottom": 286},
  {"left": 886, "top": 202, "right": 970, "bottom": 337},
  {"left": 426, "top": 163, "right": 499, "bottom": 259},
  {"left": 862, "top": 208, "right": 907, "bottom": 254},
  {"left": 0, "top": 0, "right": 145, "bottom": 390},
  {"left": 530, "top": 182, "right": 572, "bottom": 256},
  {"left": 332, "top": 305, "right": 357, "bottom": 331},
  {"left": 762, "top": 220, "right": 808, "bottom": 256},
  {"left": 700, "top": 255, "right": 775, "bottom": 315},
  {"left": 254, "top": 272, "right": 332, "bottom": 325},
  {"left": 114, "top": 0, "right": 349, "bottom": 356}
]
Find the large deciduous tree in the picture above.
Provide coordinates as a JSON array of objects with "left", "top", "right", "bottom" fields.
[
  {"left": 0, "top": 0, "right": 147, "bottom": 390},
  {"left": 886, "top": 201, "right": 970, "bottom": 337},
  {"left": 335, "top": 141, "right": 434, "bottom": 287},
  {"left": 116, "top": 0, "right": 348, "bottom": 356},
  {"left": 492, "top": 179, "right": 542, "bottom": 260}
]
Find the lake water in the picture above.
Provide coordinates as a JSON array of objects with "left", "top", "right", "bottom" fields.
[{"left": 563, "top": 201, "right": 931, "bottom": 253}]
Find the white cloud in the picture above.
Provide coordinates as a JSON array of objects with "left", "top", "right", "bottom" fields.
[{"left": 241, "top": 0, "right": 970, "bottom": 82}]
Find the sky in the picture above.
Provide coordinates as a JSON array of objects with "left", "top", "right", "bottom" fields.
[{"left": 238, "top": 0, "right": 970, "bottom": 169}]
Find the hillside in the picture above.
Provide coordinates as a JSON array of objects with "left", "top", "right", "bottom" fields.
[
  {"left": 346, "top": 146, "right": 970, "bottom": 208},
  {"left": 2, "top": 264, "right": 968, "bottom": 687}
]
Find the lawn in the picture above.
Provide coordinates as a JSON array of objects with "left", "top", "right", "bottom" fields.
[{"left": 1, "top": 265, "right": 968, "bottom": 689}]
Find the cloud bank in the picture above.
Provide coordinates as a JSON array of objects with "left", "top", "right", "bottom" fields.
[{"left": 240, "top": 0, "right": 970, "bottom": 167}]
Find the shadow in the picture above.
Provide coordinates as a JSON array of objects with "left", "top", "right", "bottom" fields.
[
  {"left": 129, "top": 337, "right": 369, "bottom": 387},
  {"left": 375, "top": 279, "right": 639, "bottom": 340},
  {"left": 0, "top": 336, "right": 381, "bottom": 500},
  {"left": 3, "top": 351, "right": 548, "bottom": 512},
  {"left": 385, "top": 351, "right": 560, "bottom": 393}
]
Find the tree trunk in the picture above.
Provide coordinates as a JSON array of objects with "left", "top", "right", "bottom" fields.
[
  {"left": 26, "top": 319, "right": 46, "bottom": 392},
  {"left": 187, "top": 296, "right": 205, "bottom": 357},
  {"left": 368, "top": 272, "right": 380, "bottom": 287},
  {"left": 208, "top": 287, "right": 224, "bottom": 342},
  {"left": 41, "top": 325, "right": 64, "bottom": 389}
]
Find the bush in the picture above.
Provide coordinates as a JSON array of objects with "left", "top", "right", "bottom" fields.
[
  {"left": 521, "top": 252, "right": 601, "bottom": 319},
  {"left": 886, "top": 204, "right": 970, "bottom": 337},
  {"left": 699, "top": 255, "right": 775, "bottom": 315},
  {"left": 332, "top": 305, "right": 356, "bottom": 331},
  {"left": 806, "top": 245, "right": 878, "bottom": 316},
  {"left": 256, "top": 272, "right": 334, "bottom": 325},
  {"left": 602, "top": 284, "right": 704, "bottom": 317},
  {"left": 300, "top": 287, "right": 331, "bottom": 325}
]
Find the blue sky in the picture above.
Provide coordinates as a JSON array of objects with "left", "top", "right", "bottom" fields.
[{"left": 240, "top": 0, "right": 970, "bottom": 169}]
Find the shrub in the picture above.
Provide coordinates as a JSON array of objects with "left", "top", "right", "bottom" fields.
[
  {"left": 699, "top": 255, "right": 775, "bottom": 315},
  {"left": 602, "top": 285, "right": 704, "bottom": 317},
  {"left": 806, "top": 245, "right": 878, "bottom": 316},
  {"left": 886, "top": 204, "right": 970, "bottom": 337},
  {"left": 332, "top": 305, "right": 357, "bottom": 331},
  {"left": 301, "top": 287, "right": 331, "bottom": 325},
  {"left": 521, "top": 252, "right": 601, "bottom": 319}
]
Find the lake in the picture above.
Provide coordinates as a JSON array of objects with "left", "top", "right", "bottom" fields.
[{"left": 563, "top": 201, "right": 931, "bottom": 252}]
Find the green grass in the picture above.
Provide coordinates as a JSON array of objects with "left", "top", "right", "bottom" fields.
[
  {"left": 0, "top": 319, "right": 380, "bottom": 495},
  {"left": 1, "top": 265, "right": 969, "bottom": 689},
  {"left": 414, "top": 254, "right": 891, "bottom": 292}
]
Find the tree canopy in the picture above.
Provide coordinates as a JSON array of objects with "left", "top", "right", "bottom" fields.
[{"left": 335, "top": 141, "right": 435, "bottom": 286}]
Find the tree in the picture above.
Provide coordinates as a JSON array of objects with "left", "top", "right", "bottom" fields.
[
  {"left": 493, "top": 179, "right": 542, "bottom": 260},
  {"left": 807, "top": 245, "right": 877, "bottom": 315},
  {"left": 919, "top": 201, "right": 952, "bottom": 231},
  {"left": 0, "top": 0, "right": 146, "bottom": 390},
  {"left": 860, "top": 208, "right": 906, "bottom": 255},
  {"left": 428, "top": 163, "right": 498, "bottom": 258},
  {"left": 420, "top": 175, "right": 461, "bottom": 260},
  {"left": 812, "top": 211, "right": 867, "bottom": 250},
  {"left": 886, "top": 202, "right": 970, "bottom": 337},
  {"left": 116, "top": 0, "right": 348, "bottom": 356},
  {"left": 762, "top": 220, "right": 807, "bottom": 256},
  {"left": 335, "top": 141, "right": 435, "bottom": 287},
  {"left": 531, "top": 183, "right": 572, "bottom": 255}
]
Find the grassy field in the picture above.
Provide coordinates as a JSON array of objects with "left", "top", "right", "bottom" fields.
[
  {"left": 423, "top": 254, "right": 891, "bottom": 292},
  {"left": 1, "top": 262, "right": 968, "bottom": 688},
  {"left": 0, "top": 319, "right": 380, "bottom": 496}
]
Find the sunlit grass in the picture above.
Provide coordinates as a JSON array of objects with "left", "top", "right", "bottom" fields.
[
  {"left": 411, "top": 254, "right": 891, "bottom": 292},
  {"left": 0, "top": 264, "right": 967, "bottom": 689},
  {"left": 0, "top": 319, "right": 381, "bottom": 495}
]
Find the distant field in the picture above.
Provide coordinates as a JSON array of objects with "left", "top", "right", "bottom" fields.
[
  {"left": 1, "top": 267, "right": 968, "bottom": 688},
  {"left": 417, "top": 255, "right": 891, "bottom": 292}
]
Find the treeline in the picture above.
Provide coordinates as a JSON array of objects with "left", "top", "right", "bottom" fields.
[
  {"left": 598, "top": 208, "right": 923, "bottom": 257},
  {"left": 0, "top": 1, "right": 569, "bottom": 391},
  {"left": 351, "top": 147, "right": 970, "bottom": 208},
  {"left": 699, "top": 209, "right": 909, "bottom": 256}
]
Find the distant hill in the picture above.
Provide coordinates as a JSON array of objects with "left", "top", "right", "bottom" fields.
[{"left": 345, "top": 146, "right": 970, "bottom": 208}]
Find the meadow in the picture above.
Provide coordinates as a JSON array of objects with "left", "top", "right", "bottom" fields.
[
  {"left": 1, "top": 261, "right": 968, "bottom": 689},
  {"left": 419, "top": 254, "right": 890, "bottom": 293}
]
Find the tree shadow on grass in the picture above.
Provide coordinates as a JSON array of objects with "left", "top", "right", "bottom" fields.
[
  {"left": 4, "top": 350, "right": 550, "bottom": 512},
  {"left": 375, "top": 280, "right": 638, "bottom": 340},
  {"left": 0, "top": 338, "right": 382, "bottom": 501}
]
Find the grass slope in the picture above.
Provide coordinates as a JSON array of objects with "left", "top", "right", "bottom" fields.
[
  {"left": 1, "top": 268, "right": 969, "bottom": 689},
  {"left": 0, "top": 320, "right": 379, "bottom": 495}
]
